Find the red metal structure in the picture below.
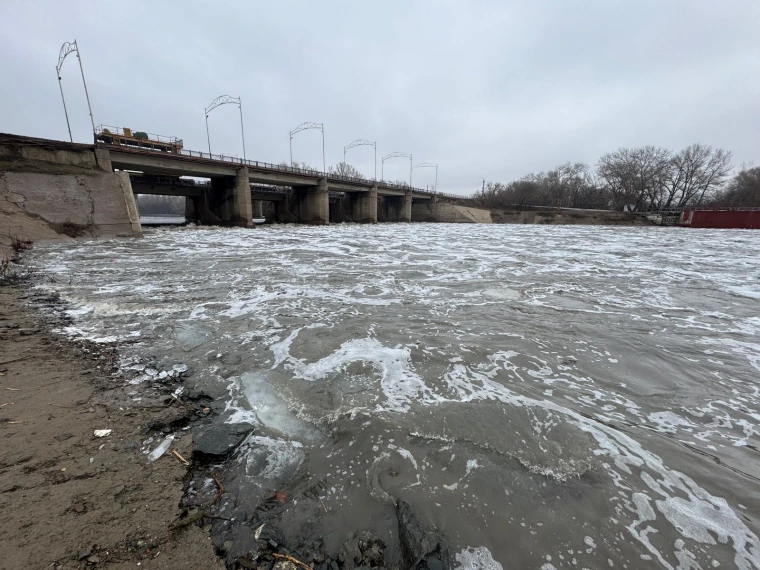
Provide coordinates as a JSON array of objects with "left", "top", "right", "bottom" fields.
[{"left": 680, "top": 208, "right": 760, "bottom": 229}]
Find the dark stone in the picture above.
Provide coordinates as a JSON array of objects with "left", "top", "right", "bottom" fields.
[
  {"left": 185, "top": 377, "right": 229, "bottom": 401},
  {"left": 54, "top": 433, "right": 74, "bottom": 441},
  {"left": 77, "top": 547, "right": 92, "bottom": 560},
  {"left": 396, "top": 501, "right": 449, "bottom": 570},
  {"left": 340, "top": 531, "right": 386, "bottom": 568},
  {"left": 192, "top": 422, "right": 255, "bottom": 458}
]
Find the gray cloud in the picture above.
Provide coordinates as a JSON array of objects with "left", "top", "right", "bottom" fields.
[{"left": 2, "top": 0, "right": 758, "bottom": 194}]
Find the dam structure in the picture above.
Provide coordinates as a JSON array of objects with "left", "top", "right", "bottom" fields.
[{"left": 0, "top": 133, "right": 490, "bottom": 242}]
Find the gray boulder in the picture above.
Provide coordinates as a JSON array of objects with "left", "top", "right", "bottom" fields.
[
  {"left": 192, "top": 422, "right": 255, "bottom": 458},
  {"left": 397, "top": 501, "right": 450, "bottom": 570}
]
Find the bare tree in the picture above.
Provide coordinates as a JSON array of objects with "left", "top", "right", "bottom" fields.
[
  {"left": 473, "top": 142, "right": 740, "bottom": 213},
  {"left": 597, "top": 146, "right": 671, "bottom": 211},
  {"left": 135, "top": 194, "right": 185, "bottom": 216},
  {"left": 473, "top": 163, "right": 608, "bottom": 210},
  {"left": 712, "top": 166, "right": 760, "bottom": 207},
  {"left": 662, "top": 144, "right": 732, "bottom": 208},
  {"left": 278, "top": 160, "right": 319, "bottom": 172},
  {"left": 329, "top": 162, "right": 366, "bottom": 179}
]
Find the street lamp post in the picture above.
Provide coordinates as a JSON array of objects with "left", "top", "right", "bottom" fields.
[
  {"left": 204, "top": 95, "right": 246, "bottom": 160},
  {"left": 343, "top": 139, "right": 376, "bottom": 180},
  {"left": 290, "top": 122, "right": 325, "bottom": 174},
  {"left": 56, "top": 40, "right": 96, "bottom": 142},
  {"left": 413, "top": 163, "right": 439, "bottom": 192},
  {"left": 381, "top": 152, "right": 412, "bottom": 187}
]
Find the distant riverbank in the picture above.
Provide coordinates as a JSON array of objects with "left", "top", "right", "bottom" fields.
[{"left": 488, "top": 207, "right": 652, "bottom": 225}]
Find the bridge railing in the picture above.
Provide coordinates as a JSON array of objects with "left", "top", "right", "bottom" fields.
[{"left": 112, "top": 143, "right": 471, "bottom": 199}]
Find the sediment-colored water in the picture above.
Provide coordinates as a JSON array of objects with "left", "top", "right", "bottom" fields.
[{"left": 33, "top": 224, "right": 760, "bottom": 569}]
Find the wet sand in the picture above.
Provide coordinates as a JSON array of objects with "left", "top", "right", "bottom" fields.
[{"left": 0, "top": 285, "right": 223, "bottom": 570}]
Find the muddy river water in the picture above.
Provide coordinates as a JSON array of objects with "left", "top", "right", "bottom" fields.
[{"left": 33, "top": 224, "right": 760, "bottom": 569}]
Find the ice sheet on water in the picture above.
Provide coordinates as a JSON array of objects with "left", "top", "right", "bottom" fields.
[
  {"left": 173, "top": 322, "right": 214, "bottom": 351},
  {"left": 240, "top": 435, "right": 305, "bottom": 486},
  {"left": 240, "top": 371, "right": 324, "bottom": 442}
]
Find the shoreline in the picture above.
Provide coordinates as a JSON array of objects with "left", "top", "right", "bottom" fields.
[
  {"left": 0, "top": 281, "right": 224, "bottom": 570},
  {"left": 0, "top": 268, "right": 442, "bottom": 570}
]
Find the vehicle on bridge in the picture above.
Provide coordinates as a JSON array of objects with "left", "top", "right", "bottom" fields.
[{"left": 95, "top": 125, "right": 183, "bottom": 154}]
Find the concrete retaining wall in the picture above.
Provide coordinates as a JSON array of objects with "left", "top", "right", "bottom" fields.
[
  {"left": 411, "top": 202, "right": 492, "bottom": 223},
  {"left": 0, "top": 136, "right": 142, "bottom": 257}
]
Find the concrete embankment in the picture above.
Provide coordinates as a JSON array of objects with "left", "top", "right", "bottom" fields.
[
  {"left": 411, "top": 202, "right": 493, "bottom": 223},
  {"left": 0, "top": 134, "right": 142, "bottom": 259},
  {"left": 489, "top": 207, "right": 653, "bottom": 226}
]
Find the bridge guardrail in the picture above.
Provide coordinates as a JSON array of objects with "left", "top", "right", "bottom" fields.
[{"left": 109, "top": 143, "right": 470, "bottom": 199}]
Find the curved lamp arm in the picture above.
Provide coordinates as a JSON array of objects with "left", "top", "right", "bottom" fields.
[
  {"left": 204, "top": 95, "right": 245, "bottom": 160},
  {"left": 381, "top": 152, "right": 413, "bottom": 186},
  {"left": 344, "top": 139, "right": 377, "bottom": 180},
  {"left": 289, "top": 122, "right": 325, "bottom": 173}
]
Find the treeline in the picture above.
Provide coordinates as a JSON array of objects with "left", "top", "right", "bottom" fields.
[
  {"left": 474, "top": 143, "right": 759, "bottom": 211},
  {"left": 135, "top": 194, "right": 185, "bottom": 216}
]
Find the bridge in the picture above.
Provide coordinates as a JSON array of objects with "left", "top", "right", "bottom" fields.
[
  {"left": 0, "top": 133, "right": 490, "bottom": 242},
  {"left": 106, "top": 143, "right": 464, "bottom": 226}
]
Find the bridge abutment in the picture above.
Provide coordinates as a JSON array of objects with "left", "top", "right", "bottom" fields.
[{"left": 350, "top": 187, "right": 378, "bottom": 223}]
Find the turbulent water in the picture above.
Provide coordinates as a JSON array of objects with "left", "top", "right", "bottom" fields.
[{"left": 32, "top": 224, "right": 760, "bottom": 569}]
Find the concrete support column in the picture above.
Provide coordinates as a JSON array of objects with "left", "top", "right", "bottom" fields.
[
  {"left": 350, "top": 187, "right": 378, "bottom": 223},
  {"left": 301, "top": 178, "right": 329, "bottom": 225},
  {"left": 231, "top": 167, "right": 253, "bottom": 227},
  {"left": 94, "top": 148, "right": 114, "bottom": 172},
  {"left": 252, "top": 200, "right": 264, "bottom": 218},
  {"left": 386, "top": 190, "right": 412, "bottom": 222},
  {"left": 402, "top": 189, "right": 412, "bottom": 222},
  {"left": 114, "top": 171, "right": 143, "bottom": 238},
  {"left": 185, "top": 196, "right": 199, "bottom": 223},
  {"left": 208, "top": 167, "right": 253, "bottom": 227}
]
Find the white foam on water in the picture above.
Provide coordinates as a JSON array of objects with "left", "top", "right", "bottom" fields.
[
  {"left": 647, "top": 411, "right": 695, "bottom": 434},
  {"left": 270, "top": 333, "right": 440, "bottom": 412},
  {"left": 438, "top": 363, "right": 760, "bottom": 569},
  {"left": 454, "top": 546, "right": 504, "bottom": 570},
  {"left": 29, "top": 224, "right": 760, "bottom": 569}
]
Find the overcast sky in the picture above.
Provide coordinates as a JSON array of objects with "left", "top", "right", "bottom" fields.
[{"left": 2, "top": 1, "right": 759, "bottom": 194}]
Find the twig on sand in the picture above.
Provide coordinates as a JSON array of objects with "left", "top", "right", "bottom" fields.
[
  {"left": 212, "top": 473, "right": 225, "bottom": 499},
  {"left": 0, "top": 403, "right": 12, "bottom": 408},
  {"left": 273, "top": 553, "right": 312, "bottom": 570},
  {"left": 5, "top": 388, "right": 20, "bottom": 391},
  {"left": 319, "top": 498, "right": 328, "bottom": 513},
  {"left": 0, "top": 356, "right": 30, "bottom": 366},
  {"left": 172, "top": 449, "right": 190, "bottom": 465}
]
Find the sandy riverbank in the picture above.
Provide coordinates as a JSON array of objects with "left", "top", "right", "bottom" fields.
[
  {"left": 0, "top": 283, "right": 223, "bottom": 570},
  {"left": 489, "top": 207, "right": 653, "bottom": 225}
]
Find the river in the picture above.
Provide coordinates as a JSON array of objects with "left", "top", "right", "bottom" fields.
[{"left": 31, "top": 224, "right": 760, "bottom": 569}]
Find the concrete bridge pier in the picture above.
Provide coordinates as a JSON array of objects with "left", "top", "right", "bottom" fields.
[
  {"left": 185, "top": 196, "right": 198, "bottom": 223},
  {"left": 385, "top": 189, "right": 412, "bottom": 222},
  {"left": 207, "top": 167, "right": 253, "bottom": 227},
  {"left": 350, "top": 186, "right": 378, "bottom": 223},
  {"left": 252, "top": 200, "right": 264, "bottom": 219},
  {"left": 285, "top": 178, "right": 329, "bottom": 225}
]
